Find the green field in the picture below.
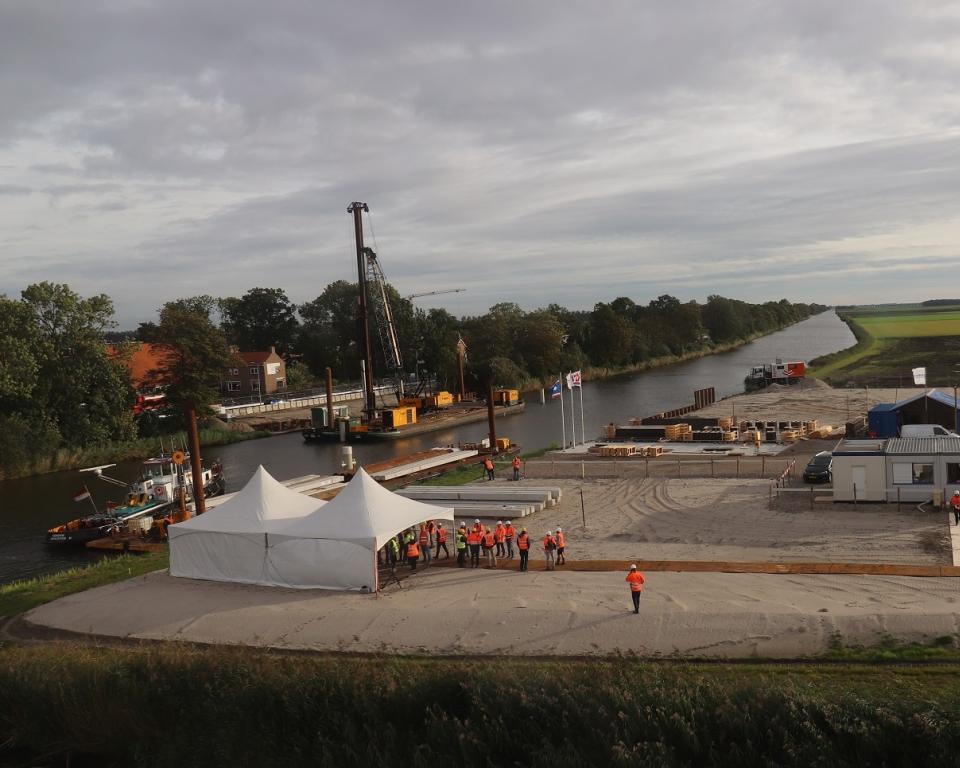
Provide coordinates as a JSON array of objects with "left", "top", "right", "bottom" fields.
[{"left": 810, "top": 307, "right": 960, "bottom": 386}]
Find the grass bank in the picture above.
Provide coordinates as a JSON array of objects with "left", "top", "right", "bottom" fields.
[
  {"left": 2, "top": 645, "right": 960, "bottom": 767},
  {"left": 416, "top": 443, "right": 559, "bottom": 486},
  {"left": 807, "top": 313, "right": 876, "bottom": 382},
  {"left": 0, "top": 550, "right": 168, "bottom": 619},
  {"left": 810, "top": 309, "right": 960, "bottom": 386},
  {"left": 1, "top": 428, "right": 270, "bottom": 481}
]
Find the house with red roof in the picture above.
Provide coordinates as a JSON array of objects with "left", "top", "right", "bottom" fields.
[{"left": 221, "top": 346, "right": 286, "bottom": 398}]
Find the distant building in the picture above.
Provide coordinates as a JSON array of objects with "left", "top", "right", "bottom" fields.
[{"left": 221, "top": 347, "right": 286, "bottom": 397}]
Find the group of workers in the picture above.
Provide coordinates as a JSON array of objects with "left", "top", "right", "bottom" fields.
[{"left": 379, "top": 519, "right": 568, "bottom": 574}]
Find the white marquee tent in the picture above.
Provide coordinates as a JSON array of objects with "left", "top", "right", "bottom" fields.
[
  {"left": 266, "top": 468, "right": 454, "bottom": 591},
  {"left": 169, "top": 466, "right": 454, "bottom": 592},
  {"left": 169, "top": 465, "right": 326, "bottom": 585}
]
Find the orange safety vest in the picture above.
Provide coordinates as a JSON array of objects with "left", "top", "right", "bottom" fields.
[
  {"left": 626, "top": 571, "right": 645, "bottom": 592},
  {"left": 517, "top": 533, "right": 529, "bottom": 550},
  {"left": 472, "top": 523, "right": 483, "bottom": 535},
  {"left": 418, "top": 529, "right": 429, "bottom": 546},
  {"left": 467, "top": 531, "right": 481, "bottom": 546},
  {"left": 556, "top": 532, "right": 565, "bottom": 548},
  {"left": 543, "top": 535, "right": 556, "bottom": 551},
  {"left": 407, "top": 541, "right": 420, "bottom": 559},
  {"left": 512, "top": 457, "right": 520, "bottom": 469},
  {"left": 484, "top": 458, "right": 494, "bottom": 470},
  {"left": 437, "top": 527, "right": 447, "bottom": 543},
  {"left": 505, "top": 525, "right": 516, "bottom": 540},
  {"left": 482, "top": 532, "right": 495, "bottom": 548},
  {"left": 494, "top": 525, "right": 506, "bottom": 543},
  {"left": 952, "top": 495, "right": 960, "bottom": 510}
]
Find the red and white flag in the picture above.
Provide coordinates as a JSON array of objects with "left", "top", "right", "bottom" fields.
[
  {"left": 73, "top": 488, "right": 91, "bottom": 503},
  {"left": 565, "top": 370, "right": 582, "bottom": 389}
]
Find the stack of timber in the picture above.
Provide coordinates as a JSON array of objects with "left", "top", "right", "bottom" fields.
[
  {"left": 598, "top": 445, "right": 637, "bottom": 457},
  {"left": 396, "top": 485, "right": 561, "bottom": 521}
]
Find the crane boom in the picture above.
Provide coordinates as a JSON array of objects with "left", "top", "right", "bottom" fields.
[
  {"left": 363, "top": 247, "right": 405, "bottom": 398},
  {"left": 405, "top": 288, "right": 466, "bottom": 301}
]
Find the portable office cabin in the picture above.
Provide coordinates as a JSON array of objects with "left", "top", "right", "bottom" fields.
[
  {"left": 832, "top": 439, "right": 886, "bottom": 502},
  {"left": 884, "top": 437, "right": 960, "bottom": 503}
]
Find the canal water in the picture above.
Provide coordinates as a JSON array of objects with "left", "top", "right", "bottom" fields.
[{"left": 0, "top": 311, "right": 853, "bottom": 584}]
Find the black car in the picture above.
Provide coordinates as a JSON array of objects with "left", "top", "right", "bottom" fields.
[{"left": 803, "top": 451, "right": 833, "bottom": 483}]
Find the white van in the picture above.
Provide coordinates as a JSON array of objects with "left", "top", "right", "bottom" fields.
[{"left": 901, "top": 424, "right": 959, "bottom": 437}]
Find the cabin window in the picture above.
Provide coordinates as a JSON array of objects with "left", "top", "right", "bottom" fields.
[
  {"left": 947, "top": 463, "right": 960, "bottom": 484},
  {"left": 892, "top": 462, "right": 934, "bottom": 485},
  {"left": 226, "top": 381, "right": 241, "bottom": 392}
]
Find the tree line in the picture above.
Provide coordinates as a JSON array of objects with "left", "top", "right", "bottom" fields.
[{"left": 0, "top": 281, "right": 823, "bottom": 470}]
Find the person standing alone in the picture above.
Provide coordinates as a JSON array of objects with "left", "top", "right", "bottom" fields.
[
  {"left": 625, "top": 564, "right": 645, "bottom": 613},
  {"left": 484, "top": 456, "right": 495, "bottom": 480},
  {"left": 517, "top": 528, "right": 530, "bottom": 571},
  {"left": 952, "top": 491, "right": 960, "bottom": 526},
  {"left": 512, "top": 456, "right": 521, "bottom": 481}
]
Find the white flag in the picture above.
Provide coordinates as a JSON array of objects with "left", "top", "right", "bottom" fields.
[
  {"left": 912, "top": 367, "right": 927, "bottom": 386},
  {"left": 565, "top": 370, "right": 582, "bottom": 389}
]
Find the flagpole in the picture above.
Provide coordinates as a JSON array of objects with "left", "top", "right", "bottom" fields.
[
  {"left": 568, "top": 374, "right": 576, "bottom": 447},
  {"left": 85, "top": 485, "right": 98, "bottom": 516},
  {"left": 558, "top": 374, "right": 566, "bottom": 449},
  {"left": 579, "top": 379, "right": 585, "bottom": 444}
]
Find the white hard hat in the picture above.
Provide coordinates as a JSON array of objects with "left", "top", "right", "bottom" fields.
[
  {"left": 546, "top": 530, "right": 552, "bottom": 535},
  {"left": 630, "top": 563, "right": 637, "bottom": 570},
  {"left": 475, "top": 518, "right": 480, "bottom": 523},
  {"left": 497, "top": 520, "right": 503, "bottom": 524},
  {"left": 557, "top": 527, "right": 562, "bottom": 531},
  {"left": 506, "top": 520, "right": 511, "bottom": 524}
]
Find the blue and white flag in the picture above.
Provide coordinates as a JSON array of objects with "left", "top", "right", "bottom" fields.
[{"left": 549, "top": 379, "right": 562, "bottom": 399}]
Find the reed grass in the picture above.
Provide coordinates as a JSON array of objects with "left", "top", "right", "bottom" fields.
[
  {"left": 2, "top": 647, "right": 960, "bottom": 767},
  {"left": 1, "top": 429, "right": 270, "bottom": 481}
]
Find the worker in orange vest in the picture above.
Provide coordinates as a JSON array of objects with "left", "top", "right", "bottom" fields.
[
  {"left": 517, "top": 527, "right": 530, "bottom": 571},
  {"left": 625, "top": 564, "right": 645, "bottom": 613},
  {"left": 952, "top": 490, "right": 960, "bottom": 525},
  {"left": 543, "top": 531, "right": 557, "bottom": 570},
  {"left": 504, "top": 520, "right": 517, "bottom": 559},
  {"left": 484, "top": 456, "right": 495, "bottom": 480},
  {"left": 435, "top": 523, "right": 449, "bottom": 559},
  {"left": 418, "top": 524, "right": 431, "bottom": 565},
  {"left": 467, "top": 526, "right": 482, "bottom": 568},
  {"left": 494, "top": 520, "right": 506, "bottom": 558},
  {"left": 555, "top": 527, "right": 566, "bottom": 565},
  {"left": 471, "top": 518, "right": 483, "bottom": 536},
  {"left": 482, "top": 527, "right": 497, "bottom": 568},
  {"left": 406, "top": 537, "right": 421, "bottom": 571},
  {"left": 512, "top": 456, "right": 521, "bottom": 481}
]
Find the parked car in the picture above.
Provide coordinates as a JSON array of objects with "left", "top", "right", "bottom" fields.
[
  {"left": 900, "top": 424, "right": 959, "bottom": 437},
  {"left": 803, "top": 451, "right": 833, "bottom": 483}
]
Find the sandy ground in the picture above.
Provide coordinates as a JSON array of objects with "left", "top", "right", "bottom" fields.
[
  {"left": 23, "top": 568, "right": 960, "bottom": 658},
  {"left": 690, "top": 381, "right": 926, "bottom": 426},
  {"left": 494, "top": 477, "right": 950, "bottom": 565}
]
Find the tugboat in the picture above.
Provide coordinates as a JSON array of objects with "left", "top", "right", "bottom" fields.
[{"left": 45, "top": 451, "right": 225, "bottom": 546}]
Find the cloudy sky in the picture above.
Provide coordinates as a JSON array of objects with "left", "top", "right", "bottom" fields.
[{"left": 2, "top": 1, "right": 960, "bottom": 326}]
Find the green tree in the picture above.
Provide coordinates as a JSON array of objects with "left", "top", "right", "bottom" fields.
[
  {"left": 298, "top": 280, "right": 361, "bottom": 380},
  {"left": 151, "top": 301, "right": 237, "bottom": 413},
  {"left": 20, "top": 282, "right": 135, "bottom": 447},
  {"left": 220, "top": 288, "right": 299, "bottom": 355}
]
